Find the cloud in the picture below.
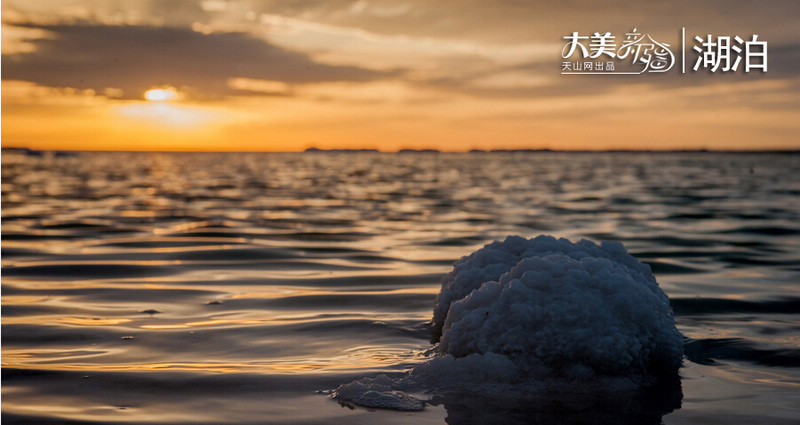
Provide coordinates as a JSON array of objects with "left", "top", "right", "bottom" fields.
[
  {"left": 234, "top": 0, "right": 800, "bottom": 45},
  {"left": 2, "top": 2, "right": 798, "bottom": 109},
  {"left": 1, "top": 22, "right": 397, "bottom": 99}
]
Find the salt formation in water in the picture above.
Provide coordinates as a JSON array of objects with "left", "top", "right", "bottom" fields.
[
  {"left": 334, "top": 235, "right": 683, "bottom": 410},
  {"left": 332, "top": 374, "right": 425, "bottom": 411},
  {"left": 430, "top": 235, "right": 683, "bottom": 383}
]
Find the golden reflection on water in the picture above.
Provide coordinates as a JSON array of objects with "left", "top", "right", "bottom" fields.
[
  {"left": 4, "top": 260, "right": 180, "bottom": 267},
  {"left": 5, "top": 151, "right": 798, "bottom": 424},
  {"left": 138, "top": 318, "right": 292, "bottom": 330},
  {"left": 228, "top": 286, "right": 439, "bottom": 300},
  {"left": 4, "top": 356, "right": 423, "bottom": 374},
  {"left": 1, "top": 316, "right": 133, "bottom": 326},
  {"left": 1, "top": 295, "right": 52, "bottom": 304}
]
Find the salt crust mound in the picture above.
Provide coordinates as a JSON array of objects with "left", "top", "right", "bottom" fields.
[
  {"left": 333, "top": 375, "right": 425, "bottom": 411},
  {"left": 333, "top": 235, "right": 683, "bottom": 411}
]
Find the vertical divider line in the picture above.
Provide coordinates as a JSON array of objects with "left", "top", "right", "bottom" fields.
[{"left": 682, "top": 27, "right": 686, "bottom": 74}]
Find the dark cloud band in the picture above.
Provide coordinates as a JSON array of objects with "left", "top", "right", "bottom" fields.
[{"left": 1, "top": 22, "right": 397, "bottom": 99}]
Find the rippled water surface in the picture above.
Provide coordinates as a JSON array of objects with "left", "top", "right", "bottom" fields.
[{"left": 3, "top": 151, "right": 800, "bottom": 424}]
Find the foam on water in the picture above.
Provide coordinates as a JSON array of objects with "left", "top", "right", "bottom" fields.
[{"left": 333, "top": 235, "right": 684, "bottom": 410}]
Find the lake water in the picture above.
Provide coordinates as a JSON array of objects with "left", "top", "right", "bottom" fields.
[{"left": 2, "top": 151, "right": 799, "bottom": 424}]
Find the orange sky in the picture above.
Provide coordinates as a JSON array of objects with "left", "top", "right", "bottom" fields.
[{"left": 2, "top": 1, "right": 799, "bottom": 152}]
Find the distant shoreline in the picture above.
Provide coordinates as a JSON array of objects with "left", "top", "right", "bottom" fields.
[{"left": 3, "top": 146, "right": 799, "bottom": 155}]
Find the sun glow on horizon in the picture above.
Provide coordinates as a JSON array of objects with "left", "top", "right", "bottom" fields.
[
  {"left": 114, "top": 87, "right": 219, "bottom": 129},
  {"left": 116, "top": 103, "right": 212, "bottom": 127},
  {"left": 144, "top": 88, "right": 178, "bottom": 102}
]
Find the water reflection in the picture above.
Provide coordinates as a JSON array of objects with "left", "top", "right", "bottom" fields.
[
  {"left": 433, "top": 378, "right": 683, "bottom": 425},
  {"left": 2, "top": 151, "right": 798, "bottom": 424}
]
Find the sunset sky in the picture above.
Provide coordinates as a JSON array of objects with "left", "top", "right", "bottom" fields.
[{"left": 2, "top": 0, "right": 799, "bottom": 152}]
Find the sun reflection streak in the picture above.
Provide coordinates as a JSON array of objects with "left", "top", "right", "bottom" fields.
[
  {"left": 136, "top": 315, "right": 376, "bottom": 330},
  {"left": 0, "top": 317, "right": 132, "bottom": 326},
  {"left": 2, "top": 356, "right": 428, "bottom": 374}
]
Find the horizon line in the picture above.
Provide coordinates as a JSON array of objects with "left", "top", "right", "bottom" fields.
[{"left": 3, "top": 146, "right": 800, "bottom": 155}]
